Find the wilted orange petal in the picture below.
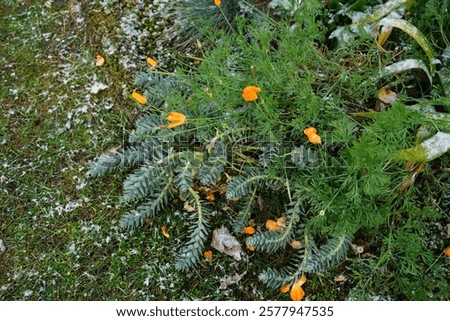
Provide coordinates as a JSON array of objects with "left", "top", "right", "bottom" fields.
[
  {"left": 214, "top": 0, "right": 221, "bottom": 6},
  {"left": 95, "top": 55, "right": 105, "bottom": 66},
  {"left": 290, "top": 240, "right": 303, "bottom": 249},
  {"left": 242, "top": 86, "right": 261, "bottom": 102},
  {"left": 308, "top": 133, "right": 322, "bottom": 145},
  {"left": 206, "top": 193, "right": 215, "bottom": 201},
  {"left": 203, "top": 250, "right": 213, "bottom": 261},
  {"left": 246, "top": 245, "right": 255, "bottom": 251},
  {"left": 290, "top": 283, "right": 305, "bottom": 301},
  {"left": 161, "top": 226, "right": 170, "bottom": 238},
  {"left": 378, "top": 87, "right": 398, "bottom": 104},
  {"left": 280, "top": 284, "right": 290, "bottom": 294},
  {"left": 244, "top": 226, "right": 256, "bottom": 235},
  {"left": 132, "top": 91, "right": 147, "bottom": 105},
  {"left": 444, "top": 247, "right": 450, "bottom": 257},
  {"left": 146, "top": 57, "right": 158, "bottom": 68},
  {"left": 298, "top": 274, "right": 307, "bottom": 286},
  {"left": 265, "top": 220, "right": 278, "bottom": 231}
]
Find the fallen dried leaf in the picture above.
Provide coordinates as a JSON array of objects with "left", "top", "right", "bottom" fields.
[
  {"left": 183, "top": 202, "right": 196, "bottom": 212},
  {"left": 219, "top": 272, "right": 246, "bottom": 290},
  {"left": 211, "top": 226, "right": 243, "bottom": 261}
]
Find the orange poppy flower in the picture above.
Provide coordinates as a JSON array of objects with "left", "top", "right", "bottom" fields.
[
  {"left": 242, "top": 86, "right": 261, "bottom": 102},
  {"left": 304, "top": 127, "right": 322, "bottom": 144},
  {"left": 146, "top": 57, "right": 158, "bottom": 68},
  {"left": 246, "top": 245, "right": 255, "bottom": 251},
  {"left": 95, "top": 55, "right": 105, "bottom": 67},
  {"left": 280, "top": 284, "right": 290, "bottom": 294},
  {"left": 206, "top": 193, "right": 215, "bottom": 201},
  {"left": 244, "top": 226, "right": 256, "bottom": 235},
  {"left": 445, "top": 247, "right": 450, "bottom": 257},
  {"left": 131, "top": 91, "right": 147, "bottom": 105},
  {"left": 203, "top": 250, "right": 213, "bottom": 261},
  {"left": 166, "top": 112, "right": 187, "bottom": 129},
  {"left": 214, "top": 0, "right": 221, "bottom": 6},
  {"left": 290, "top": 283, "right": 305, "bottom": 301}
]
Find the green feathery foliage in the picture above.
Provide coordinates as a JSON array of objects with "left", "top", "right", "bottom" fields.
[
  {"left": 247, "top": 198, "right": 304, "bottom": 253},
  {"left": 175, "top": 187, "right": 211, "bottom": 271}
]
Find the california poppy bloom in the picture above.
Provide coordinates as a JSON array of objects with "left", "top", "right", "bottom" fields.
[
  {"left": 242, "top": 86, "right": 261, "bottom": 102},
  {"left": 290, "top": 283, "right": 305, "bottom": 301},
  {"left": 214, "top": 0, "right": 221, "bottom": 6},
  {"left": 166, "top": 112, "right": 187, "bottom": 129},
  {"left": 304, "top": 127, "right": 322, "bottom": 144},
  {"left": 244, "top": 226, "right": 256, "bottom": 235},
  {"left": 146, "top": 57, "right": 158, "bottom": 68},
  {"left": 131, "top": 91, "right": 147, "bottom": 105}
]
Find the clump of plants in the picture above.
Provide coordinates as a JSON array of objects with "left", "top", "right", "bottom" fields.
[{"left": 89, "top": 0, "right": 449, "bottom": 300}]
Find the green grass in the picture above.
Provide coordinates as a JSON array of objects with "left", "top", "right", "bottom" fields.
[{"left": 0, "top": 0, "right": 289, "bottom": 301}]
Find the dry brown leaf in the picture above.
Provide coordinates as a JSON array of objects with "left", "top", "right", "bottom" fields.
[
  {"left": 219, "top": 272, "right": 246, "bottom": 290},
  {"left": 211, "top": 226, "right": 243, "bottom": 261},
  {"left": 161, "top": 226, "right": 170, "bottom": 238},
  {"left": 183, "top": 202, "right": 196, "bottom": 212}
]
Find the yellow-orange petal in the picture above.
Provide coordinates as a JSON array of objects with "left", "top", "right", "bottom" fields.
[
  {"left": 308, "top": 133, "right": 322, "bottom": 145},
  {"left": 242, "top": 86, "right": 261, "bottom": 102},
  {"left": 244, "top": 226, "right": 256, "bottom": 235},
  {"left": 146, "top": 57, "right": 158, "bottom": 68},
  {"left": 280, "top": 284, "right": 290, "bottom": 294},
  {"left": 303, "top": 127, "right": 317, "bottom": 137},
  {"left": 206, "top": 193, "right": 215, "bottom": 201},
  {"left": 445, "top": 247, "right": 450, "bottom": 257},
  {"left": 204, "top": 250, "right": 213, "bottom": 261},
  {"left": 265, "top": 219, "right": 278, "bottom": 231},
  {"left": 95, "top": 55, "right": 105, "bottom": 66},
  {"left": 132, "top": 91, "right": 147, "bottom": 105},
  {"left": 214, "top": 0, "right": 221, "bottom": 6},
  {"left": 246, "top": 245, "right": 255, "bottom": 251},
  {"left": 166, "top": 112, "right": 187, "bottom": 128},
  {"left": 161, "top": 226, "right": 170, "bottom": 238},
  {"left": 298, "top": 274, "right": 307, "bottom": 286},
  {"left": 290, "top": 283, "right": 305, "bottom": 301}
]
